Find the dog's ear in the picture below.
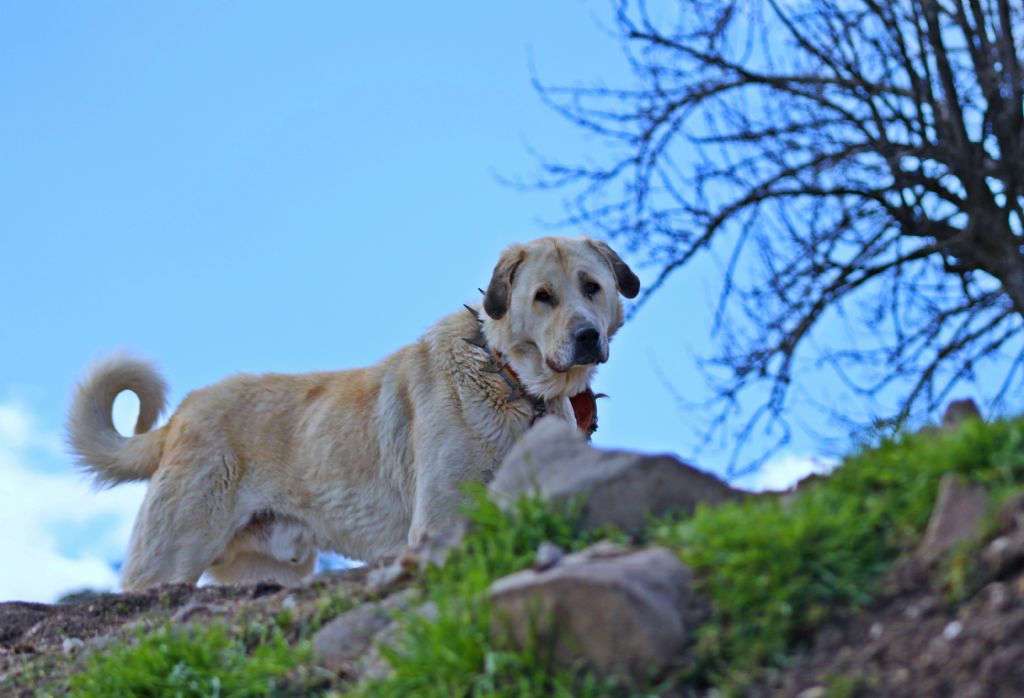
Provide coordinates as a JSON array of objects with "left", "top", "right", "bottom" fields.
[
  {"left": 588, "top": 239, "right": 640, "bottom": 299},
  {"left": 484, "top": 244, "right": 526, "bottom": 320}
]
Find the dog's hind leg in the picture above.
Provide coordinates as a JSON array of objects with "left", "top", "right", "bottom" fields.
[{"left": 120, "top": 463, "right": 237, "bottom": 591}]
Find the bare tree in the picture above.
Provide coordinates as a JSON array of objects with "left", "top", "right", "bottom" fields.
[{"left": 533, "top": 0, "right": 1024, "bottom": 471}]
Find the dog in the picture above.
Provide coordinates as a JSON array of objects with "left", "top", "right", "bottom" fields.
[{"left": 67, "top": 236, "right": 639, "bottom": 590}]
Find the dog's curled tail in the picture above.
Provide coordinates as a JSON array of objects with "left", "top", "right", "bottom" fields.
[{"left": 67, "top": 353, "right": 169, "bottom": 487}]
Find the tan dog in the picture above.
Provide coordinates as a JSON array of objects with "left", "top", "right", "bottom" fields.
[{"left": 67, "top": 237, "right": 639, "bottom": 590}]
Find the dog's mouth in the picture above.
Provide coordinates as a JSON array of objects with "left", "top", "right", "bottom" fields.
[
  {"left": 545, "top": 356, "right": 605, "bottom": 374},
  {"left": 546, "top": 357, "right": 569, "bottom": 374}
]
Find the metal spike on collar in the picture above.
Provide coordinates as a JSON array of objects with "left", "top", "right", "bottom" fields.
[
  {"left": 463, "top": 304, "right": 482, "bottom": 321},
  {"left": 527, "top": 396, "right": 547, "bottom": 423},
  {"left": 462, "top": 335, "right": 488, "bottom": 349}
]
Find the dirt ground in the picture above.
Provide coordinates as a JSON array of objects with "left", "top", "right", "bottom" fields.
[
  {"left": 0, "top": 567, "right": 371, "bottom": 696},
  {"left": 756, "top": 493, "right": 1024, "bottom": 698}
]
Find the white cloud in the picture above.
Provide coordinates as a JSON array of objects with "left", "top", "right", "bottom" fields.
[
  {"left": 0, "top": 402, "right": 33, "bottom": 449},
  {"left": 733, "top": 452, "right": 838, "bottom": 492},
  {"left": 0, "top": 400, "right": 145, "bottom": 603}
]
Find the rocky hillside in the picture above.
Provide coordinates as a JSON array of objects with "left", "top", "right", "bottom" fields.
[{"left": 2, "top": 410, "right": 1024, "bottom": 696}]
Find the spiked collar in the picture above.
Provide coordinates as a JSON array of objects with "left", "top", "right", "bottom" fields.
[{"left": 462, "top": 305, "right": 599, "bottom": 437}]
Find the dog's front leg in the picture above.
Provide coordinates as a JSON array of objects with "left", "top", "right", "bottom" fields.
[{"left": 407, "top": 443, "right": 488, "bottom": 547}]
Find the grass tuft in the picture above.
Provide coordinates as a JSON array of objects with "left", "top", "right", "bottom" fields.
[{"left": 68, "top": 620, "right": 311, "bottom": 697}]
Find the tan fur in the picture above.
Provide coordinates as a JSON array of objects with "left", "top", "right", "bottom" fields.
[{"left": 67, "top": 237, "right": 636, "bottom": 590}]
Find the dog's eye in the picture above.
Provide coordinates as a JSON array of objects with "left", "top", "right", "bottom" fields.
[
  {"left": 583, "top": 282, "right": 601, "bottom": 298},
  {"left": 534, "top": 289, "right": 553, "bottom": 304}
]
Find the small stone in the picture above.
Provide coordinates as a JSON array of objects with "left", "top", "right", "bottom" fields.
[
  {"left": 312, "top": 589, "right": 418, "bottom": 677},
  {"left": 869, "top": 622, "right": 884, "bottom": 640},
  {"left": 171, "top": 602, "right": 221, "bottom": 623},
  {"left": 62, "top": 637, "right": 85, "bottom": 655},
  {"left": 980, "top": 532, "right": 1024, "bottom": 580},
  {"left": 942, "top": 620, "right": 963, "bottom": 641},
  {"left": 533, "top": 542, "right": 565, "bottom": 571},
  {"left": 354, "top": 602, "right": 437, "bottom": 682},
  {"left": 281, "top": 595, "right": 298, "bottom": 610},
  {"left": 985, "top": 583, "right": 1010, "bottom": 611},
  {"left": 85, "top": 634, "right": 116, "bottom": 652},
  {"left": 796, "top": 687, "right": 826, "bottom": 698},
  {"left": 313, "top": 607, "right": 392, "bottom": 676}
]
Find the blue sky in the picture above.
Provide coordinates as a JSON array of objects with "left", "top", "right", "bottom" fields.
[{"left": 0, "top": 2, "right": 955, "bottom": 601}]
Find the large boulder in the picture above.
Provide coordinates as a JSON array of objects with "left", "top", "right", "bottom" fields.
[
  {"left": 488, "top": 545, "right": 692, "bottom": 686},
  {"left": 489, "top": 416, "right": 741, "bottom": 533}
]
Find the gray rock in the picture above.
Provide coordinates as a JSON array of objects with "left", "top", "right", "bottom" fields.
[
  {"left": 917, "top": 473, "right": 988, "bottom": 563},
  {"left": 533, "top": 542, "right": 566, "bottom": 571},
  {"left": 85, "top": 634, "right": 117, "bottom": 653},
  {"left": 941, "top": 398, "right": 981, "bottom": 430},
  {"left": 796, "top": 687, "right": 826, "bottom": 698},
  {"left": 490, "top": 416, "right": 741, "bottom": 533},
  {"left": 171, "top": 601, "right": 225, "bottom": 624},
  {"left": 61, "top": 637, "right": 85, "bottom": 655},
  {"left": 355, "top": 601, "right": 438, "bottom": 682},
  {"left": 488, "top": 545, "right": 692, "bottom": 686},
  {"left": 977, "top": 492, "right": 1024, "bottom": 582},
  {"left": 981, "top": 533, "right": 1024, "bottom": 580},
  {"left": 312, "top": 589, "right": 418, "bottom": 677}
]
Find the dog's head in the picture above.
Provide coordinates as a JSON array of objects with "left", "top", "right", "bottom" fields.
[{"left": 481, "top": 236, "right": 639, "bottom": 401}]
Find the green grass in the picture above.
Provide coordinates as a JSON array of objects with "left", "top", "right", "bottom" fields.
[
  {"left": 68, "top": 621, "right": 313, "bottom": 697},
  {"left": 64, "top": 590, "right": 355, "bottom": 697},
  {"left": 652, "top": 416, "right": 1024, "bottom": 691}
]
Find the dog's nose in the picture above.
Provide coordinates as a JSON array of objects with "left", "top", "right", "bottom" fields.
[{"left": 574, "top": 327, "right": 600, "bottom": 353}]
